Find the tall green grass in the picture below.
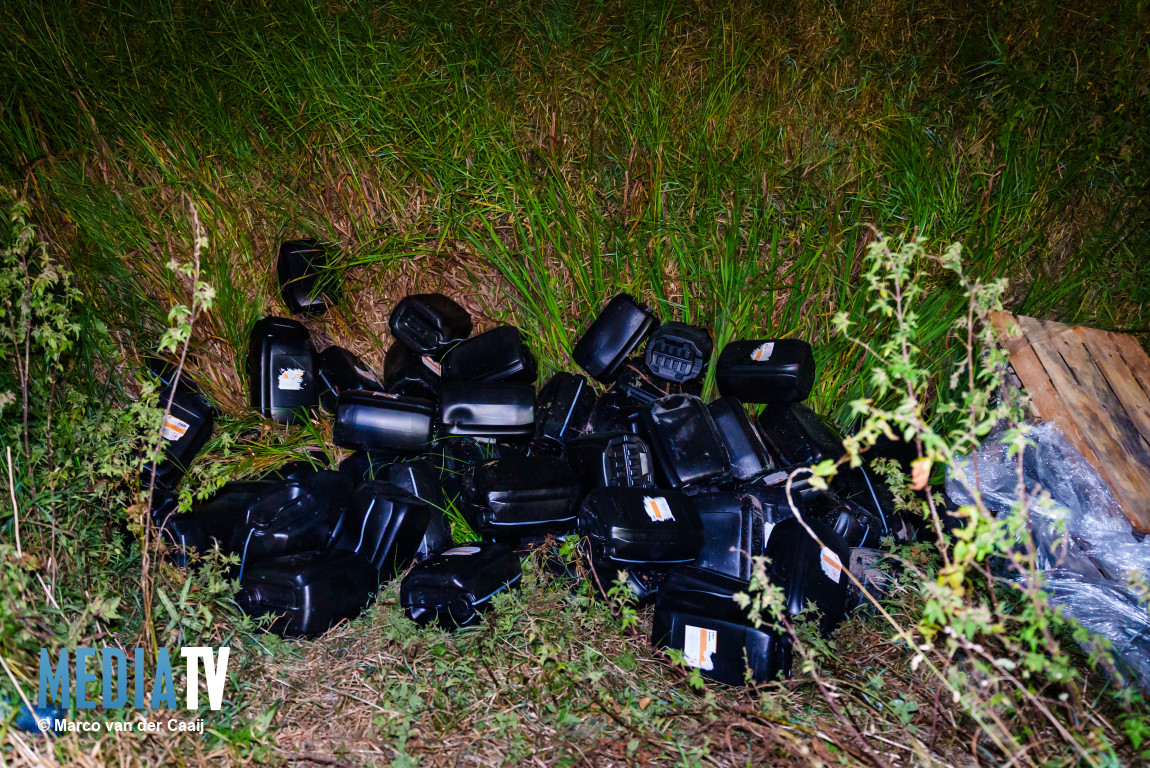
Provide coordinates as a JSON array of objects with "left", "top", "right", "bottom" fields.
[{"left": 0, "top": 0, "right": 1145, "bottom": 425}]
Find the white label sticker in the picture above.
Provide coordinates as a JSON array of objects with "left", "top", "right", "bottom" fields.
[
  {"left": 161, "top": 415, "right": 191, "bottom": 441},
  {"left": 354, "top": 365, "right": 381, "bottom": 385},
  {"left": 820, "top": 547, "right": 843, "bottom": 583},
  {"left": 278, "top": 368, "right": 306, "bottom": 390},
  {"left": 763, "top": 521, "right": 776, "bottom": 547},
  {"left": 379, "top": 392, "right": 399, "bottom": 399},
  {"left": 643, "top": 496, "right": 675, "bottom": 522},
  {"left": 421, "top": 355, "right": 442, "bottom": 376},
  {"left": 751, "top": 342, "right": 775, "bottom": 361},
  {"left": 683, "top": 625, "right": 717, "bottom": 671},
  {"left": 442, "top": 546, "right": 481, "bottom": 556},
  {"left": 761, "top": 471, "right": 788, "bottom": 486}
]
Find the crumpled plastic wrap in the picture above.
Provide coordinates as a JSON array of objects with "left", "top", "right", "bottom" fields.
[{"left": 947, "top": 422, "right": 1150, "bottom": 691}]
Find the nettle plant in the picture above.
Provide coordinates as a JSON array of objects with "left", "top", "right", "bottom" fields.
[{"left": 740, "top": 235, "right": 1140, "bottom": 762}]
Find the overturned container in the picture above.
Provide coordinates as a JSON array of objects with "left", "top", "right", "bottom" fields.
[
  {"left": 382, "top": 341, "right": 441, "bottom": 401},
  {"left": 400, "top": 541, "right": 523, "bottom": 630},
  {"left": 716, "top": 339, "right": 815, "bottom": 404},
  {"left": 804, "top": 491, "right": 886, "bottom": 550},
  {"left": 329, "top": 480, "right": 430, "bottom": 578},
  {"left": 644, "top": 321, "right": 712, "bottom": 383},
  {"left": 231, "top": 471, "right": 353, "bottom": 574},
  {"left": 438, "top": 382, "right": 535, "bottom": 440},
  {"left": 441, "top": 326, "right": 537, "bottom": 384},
  {"left": 381, "top": 459, "right": 454, "bottom": 560},
  {"left": 652, "top": 566, "right": 792, "bottom": 686},
  {"left": 247, "top": 316, "right": 317, "bottom": 424},
  {"left": 578, "top": 486, "right": 702, "bottom": 602},
  {"left": 277, "top": 239, "right": 337, "bottom": 316},
  {"left": 237, "top": 549, "right": 378, "bottom": 636},
  {"left": 389, "top": 293, "right": 472, "bottom": 356},
  {"left": 317, "top": 346, "right": 383, "bottom": 414},
  {"left": 707, "top": 396, "right": 775, "bottom": 482},
  {"left": 155, "top": 480, "right": 278, "bottom": 565},
  {"left": 640, "top": 394, "right": 729, "bottom": 488},
  {"left": 572, "top": 293, "right": 659, "bottom": 383},
  {"left": 143, "top": 360, "right": 214, "bottom": 491},
  {"left": 462, "top": 454, "right": 584, "bottom": 541},
  {"left": 533, "top": 372, "right": 596, "bottom": 452},
  {"left": 333, "top": 390, "right": 434, "bottom": 453},
  {"left": 693, "top": 492, "right": 767, "bottom": 582},
  {"left": 566, "top": 432, "right": 654, "bottom": 489},
  {"left": 757, "top": 403, "right": 897, "bottom": 533},
  {"left": 764, "top": 516, "right": 850, "bottom": 636},
  {"left": 587, "top": 359, "right": 700, "bottom": 433}
]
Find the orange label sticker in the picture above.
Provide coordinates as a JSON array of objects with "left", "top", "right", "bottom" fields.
[
  {"left": 683, "top": 624, "right": 716, "bottom": 670},
  {"left": 750, "top": 342, "right": 775, "bottom": 361},
  {"left": 643, "top": 496, "right": 675, "bottom": 522},
  {"left": 820, "top": 547, "right": 843, "bottom": 583},
  {"left": 161, "top": 415, "right": 190, "bottom": 441},
  {"left": 421, "top": 355, "right": 442, "bottom": 376},
  {"left": 442, "top": 546, "right": 481, "bottom": 556},
  {"left": 278, "top": 368, "right": 305, "bottom": 390}
]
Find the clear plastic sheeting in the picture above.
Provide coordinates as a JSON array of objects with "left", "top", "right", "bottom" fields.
[
  {"left": 1043, "top": 574, "right": 1150, "bottom": 692},
  {"left": 947, "top": 422, "right": 1150, "bottom": 691}
]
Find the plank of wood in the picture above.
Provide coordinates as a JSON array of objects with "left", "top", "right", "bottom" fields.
[
  {"left": 1109, "top": 332, "right": 1150, "bottom": 402},
  {"left": 1077, "top": 326, "right": 1150, "bottom": 447},
  {"left": 1020, "top": 316, "right": 1150, "bottom": 531},
  {"left": 989, "top": 311, "right": 1099, "bottom": 465}
]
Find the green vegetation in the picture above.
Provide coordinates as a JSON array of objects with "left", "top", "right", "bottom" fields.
[{"left": 0, "top": 0, "right": 1148, "bottom": 765}]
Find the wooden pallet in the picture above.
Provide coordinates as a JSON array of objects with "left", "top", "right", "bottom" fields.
[{"left": 990, "top": 311, "right": 1150, "bottom": 532}]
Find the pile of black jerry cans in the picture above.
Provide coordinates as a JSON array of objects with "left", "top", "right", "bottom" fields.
[{"left": 146, "top": 240, "right": 909, "bottom": 687}]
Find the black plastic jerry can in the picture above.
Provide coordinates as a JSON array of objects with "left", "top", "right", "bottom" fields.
[
  {"left": 640, "top": 394, "right": 729, "bottom": 488},
  {"left": 565, "top": 432, "right": 654, "bottom": 488},
  {"left": 389, "top": 293, "right": 472, "bottom": 356},
  {"left": 652, "top": 566, "right": 792, "bottom": 685},
  {"left": 764, "top": 516, "right": 850, "bottom": 636},
  {"left": 329, "top": 480, "right": 430, "bottom": 578},
  {"left": 317, "top": 346, "right": 383, "bottom": 414},
  {"left": 572, "top": 293, "right": 660, "bottom": 383},
  {"left": 231, "top": 471, "right": 353, "bottom": 571},
  {"left": 277, "top": 239, "right": 336, "bottom": 316},
  {"left": 159, "top": 480, "right": 280, "bottom": 564},
  {"left": 437, "top": 382, "right": 535, "bottom": 440},
  {"left": 804, "top": 491, "right": 886, "bottom": 549},
  {"left": 578, "top": 486, "right": 703, "bottom": 570},
  {"left": 462, "top": 454, "right": 584, "bottom": 541},
  {"left": 756, "top": 402, "right": 842, "bottom": 467},
  {"left": 590, "top": 566, "right": 669, "bottom": 605},
  {"left": 400, "top": 541, "right": 523, "bottom": 630},
  {"left": 533, "top": 372, "right": 596, "bottom": 451},
  {"left": 143, "top": 360, "right": 214, "bottom": 490},
  {"left": 338, "top": 455, "right": 453, "bottom": 558},
  {"left": 247, "top": 316, "right": 318, "bottom": 424},
  {"left": 441, "top": 326, "right": 537, "bottom": 384},
  {"left": 237, "top": 549, "right": 378, "bottom": 637},
  {"left": 756, "top": 403, "right": 898, "bottom": 532},
  {"left": 333, "top": 390, "right": 434, "bottom": 453},
  {"left": 588, "top": 360, "right": 701, "bottom": 433},
  {"left": 693, "top": 492, "right": 767, "bottom": 581},
  {"left": 382, "top": 341, "right": 441, "bottom": 401},
  {"left": 644, "top": 322, "right": 713, "bottom": 383},
  {"left": 707, "top": 397, "right": 775, "bottom": 482},
  {"left": 716, "top": 339, "right": 815, "bottom": 403}
]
